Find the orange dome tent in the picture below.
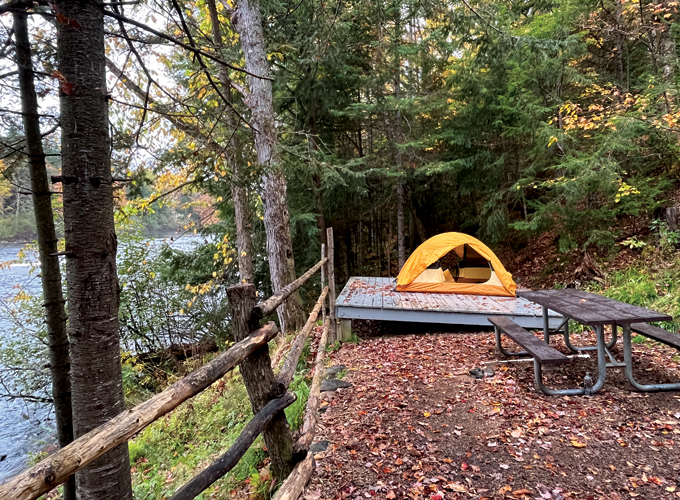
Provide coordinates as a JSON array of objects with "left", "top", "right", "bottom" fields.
[{"left": 396, "top": 233, "right": 516, "bottom": 297}]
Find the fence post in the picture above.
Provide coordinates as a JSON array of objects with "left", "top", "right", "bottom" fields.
[
  {"left": 321, "top": 243, "right": 326, "bottom": 327},
  {"left": 226, "top": 284, "right": 294, "bottom": 480},
  {"left": 326, "top": 228, "right": 337, "bottom": 343}
]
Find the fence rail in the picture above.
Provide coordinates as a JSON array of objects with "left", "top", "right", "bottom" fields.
[{"left": 0, "top": 229, "right": 339, "bottom": 500}]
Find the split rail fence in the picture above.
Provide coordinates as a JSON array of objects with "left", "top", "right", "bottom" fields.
[{"left": 0, "top": 227, "right": 344, "bottom": 500}]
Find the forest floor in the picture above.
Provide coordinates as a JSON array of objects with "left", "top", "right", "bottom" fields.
[{"left": 306, "top": 327, "right": 680, "bottom": 500}]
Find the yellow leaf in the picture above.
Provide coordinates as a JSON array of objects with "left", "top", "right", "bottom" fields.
[
  {"left": 423, "top": 412, "right": 431, "bottom": 418},
  {"left": 571, "top": 440, "right": 586, "bottom": 448}
]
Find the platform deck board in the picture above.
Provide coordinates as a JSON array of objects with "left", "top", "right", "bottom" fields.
[{"left": 335, "top": 277, "right": 562, "bottom": 329}]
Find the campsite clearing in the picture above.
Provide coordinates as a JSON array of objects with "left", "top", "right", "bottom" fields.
[{"left": 307, "top": 328, "right": 680, "bottom": 500}]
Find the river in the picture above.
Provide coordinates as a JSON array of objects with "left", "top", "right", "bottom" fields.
[{"left": 0, "top": 235, "right": 201, "bottom": 483}]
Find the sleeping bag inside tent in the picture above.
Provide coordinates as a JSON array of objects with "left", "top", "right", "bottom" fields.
[{"left": 396, "top": 232, "right": 516, "bottom": 297}]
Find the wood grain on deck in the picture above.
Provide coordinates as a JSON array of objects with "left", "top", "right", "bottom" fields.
[{"left": 337, "top": 277, "right": 555, "bottom": 319}]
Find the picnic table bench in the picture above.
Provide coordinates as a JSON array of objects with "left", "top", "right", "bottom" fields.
[
  {"left": 631, "top": 322, "right": 680, "bottom": 350},
  {"left": 489, "top": 289, "right": 680, "bottom": 395},
  {"left": 488, "top": 316, "right": 570, "bottom": 366},
  {"left": 489, "top": 315, "right": 575, "bottom": 394}
]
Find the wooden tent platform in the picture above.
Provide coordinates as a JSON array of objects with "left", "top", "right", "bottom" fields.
[{"left": 335, "top": 277, "right": 562, "bottom": 329}]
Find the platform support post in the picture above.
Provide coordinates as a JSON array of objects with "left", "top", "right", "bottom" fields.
[{"left": 340, "top": 319, "right": 352, "bottom": 342}]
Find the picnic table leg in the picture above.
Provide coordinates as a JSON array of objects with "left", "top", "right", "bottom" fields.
[
  {"left": 533, "top": 325, "right": 607, "bottom": 396},
  {"left": 542, "top": 310, "right": 591, "bottom": 354},
  {"left": 607, "top": 324, "right": 618, "bottom": 349},
  {"left": 494, "top": 327, "right": 528, "bottom": 357},
  {"left": 560, "top": 321, "right": 599, "bottom": 353},
  {"left": 622, "top": 324, "right": 680, "bottom": 392}
]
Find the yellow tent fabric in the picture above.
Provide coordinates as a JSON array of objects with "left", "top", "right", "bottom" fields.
[{"left": 396, "top": 232, "right": 516, "bottom": 297}]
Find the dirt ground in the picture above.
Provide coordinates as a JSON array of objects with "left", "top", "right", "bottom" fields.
[{"left": 306, "top": 324, "right": 680, "bottom": 500}]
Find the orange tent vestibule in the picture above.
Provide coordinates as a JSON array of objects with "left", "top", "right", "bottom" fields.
[{"left": 396, "top": 232, "right": 516, "bottom": 297}]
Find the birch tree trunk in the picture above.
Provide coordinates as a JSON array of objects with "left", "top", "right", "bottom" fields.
[
  {"left": 57, "top": 0, "right": 132, "bottom": 497},
  {"left": 207, "top": 0, "right": 254, "bottom": 283},
  {"left": 232, "top": 0, "right": 304, "bottom": 332},
  {"left": 13, "top": 10, "right": 75, "bottom": 500}
]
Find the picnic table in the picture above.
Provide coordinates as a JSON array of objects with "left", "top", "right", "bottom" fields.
[{"left": 490, "top": 289, "right": 679, "bottom": 395}]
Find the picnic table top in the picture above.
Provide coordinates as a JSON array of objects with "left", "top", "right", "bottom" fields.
[{"left": 517, "top": 289, "right": 672, "bottom": 326}]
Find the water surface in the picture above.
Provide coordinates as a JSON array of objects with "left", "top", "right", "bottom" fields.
[{"left": 0, "top": 235, "right": 202, "bottom": 482}]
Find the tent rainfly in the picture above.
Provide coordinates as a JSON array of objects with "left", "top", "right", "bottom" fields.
[{"left": 396, "top": 232, "right": 516, "bottom": 297}]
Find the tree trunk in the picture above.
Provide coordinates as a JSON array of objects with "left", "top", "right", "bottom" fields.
[
  {"left": 13, "top": 10, "right": 75, "bottom": 500},
  {"left": 409, "top": 208, "right": 415, "bottom": 252},
  {"left": 226, "top": 284, "right": 294, "bottom": 480},
  {"left": 232, "top": 0, "right": 304, "bottom": 332},
  {"left": 397, "top": 183, "right": 405, "bottom": 269},
  {"left": 206, "top": 0, "right": 254, "bottom": 283},
  {"left": 56, "top": 0, "right": 132, "bottom": 497},
  {"left": 312, "top": 173, "right": 327, "bottom": 247},
  {"left": 393, "top": 7, "right": 406, "bottom": 270},
  {"left": 615, "top": 1, "right": 624, "bottom": 82},
  {"left": 308, "top": 94, "right": 327, "bottom": 248}
]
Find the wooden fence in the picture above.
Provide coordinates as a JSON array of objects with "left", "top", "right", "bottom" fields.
[{"left": 0, "top": 228, "right": 342, "bottom": 500}]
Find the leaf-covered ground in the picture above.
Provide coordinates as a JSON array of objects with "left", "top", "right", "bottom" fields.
[{"left": 307, "top": 327, "right": 680, "bottom": 500}]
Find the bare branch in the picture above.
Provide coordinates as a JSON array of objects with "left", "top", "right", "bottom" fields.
[
  {"left": 103, "top": 9, "right": 271, "bottom": 81},
  {"left": 0, "top": 0, "right": 48, "bottom": 15}
]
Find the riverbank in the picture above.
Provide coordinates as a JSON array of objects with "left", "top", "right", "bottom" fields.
[
  {"left": 125, "top": 327, "right": 320, "bottom": 500},
  {"left": 0, "top": 234, "right": 203, "bottom": 483}
]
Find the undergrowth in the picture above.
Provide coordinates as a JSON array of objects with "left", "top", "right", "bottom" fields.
[
  {"left": 127, "top": 348, "right": 312, "bottom": 500},
  {"left": 588, "top": 251, "right": 680, "bottom": 333}
]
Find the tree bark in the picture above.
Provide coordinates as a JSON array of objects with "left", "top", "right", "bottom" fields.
[
  {"left": 56, "top": 0, "right": 132, "bottom": 497},
  {"left": 397, "top": 183, "right": 405, "bottom": 269},
  {"left": 207, "top": 0, "right": 254, "bottom": 283},
  {"left": 13, "top": 10, "right": 75, "bottom": 500},
  {"left": 226, "top": 284, "right": 294, "bottom": 480},
  {"left": 394, "top": 7, "right": 406, "bottom": 270},
  {"left": 231, "top": 0, "right": 304, "bottom": 333}
]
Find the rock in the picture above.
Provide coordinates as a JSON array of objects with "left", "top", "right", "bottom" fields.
[
  {"left": 321, "top": 379, "right": 352, "bottom": 392},
  {"left": 309, "top": 441, "right": 329, "bottom": 453},
  {"left": 324, "top": 365, "right": 347, "bottom": 379},
  {"left": 468, "top": 367, "right": 484, "bottom": 379},
  {"left": 483, "top": 366, "right": 495, "bottom": 378}
]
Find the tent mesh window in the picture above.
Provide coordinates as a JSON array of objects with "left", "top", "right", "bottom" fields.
[{"left": 438, "top": 245, "right": 492, "bottom": 283}]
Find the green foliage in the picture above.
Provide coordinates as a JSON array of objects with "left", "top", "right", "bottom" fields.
[
  {"left": 588, "top": 257, "right": 680, "bottom": 332},
  {"left": 117, "top": 228, "right": 235, "bottom": 354},
  {"left": 0, "top": 246, "right": 52, "bottom": 403},
  {"left": 129, "top": 363, "right": 311, "bottom": 500}
]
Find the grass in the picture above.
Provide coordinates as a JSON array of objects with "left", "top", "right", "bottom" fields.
[
  {"left": 127, "top": 350, "right": 312, "bottom": 500},
  {"left": 587, "top": 253, "right": 680, "bottom": 332}
]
